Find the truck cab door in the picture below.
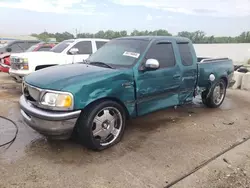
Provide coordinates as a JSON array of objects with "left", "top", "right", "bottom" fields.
[
  {"left": 176, "top": 42, "right": 198, "bottom": 104},
  {"left": 135, "top": 40, "right": 182, "bottom": 116},
  {"left": 68, "top": 41, "right": 93, "bottom": 63}
]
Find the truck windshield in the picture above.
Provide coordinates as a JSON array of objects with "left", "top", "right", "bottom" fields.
[
  {"left": 88, "top": 39, "right": 150, "bottom": 68},
  {"left": 50, "top": 40, "right": 73, "bottom": 53}
]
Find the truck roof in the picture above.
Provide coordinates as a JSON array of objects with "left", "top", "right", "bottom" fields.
[
  {"left": 116, "top": 36, "right": 191, "bottom": 43},
  {"left": 64, "top": 38, "right": 110, "bottom": 42},
  {"left": 6, "top": 39, "right": 41, "bottom": 44}
]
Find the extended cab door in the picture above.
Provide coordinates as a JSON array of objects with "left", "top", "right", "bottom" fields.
[
  {"left": 135, "top": 40, "right": 182, "bottom": 116},
  {"left": 176, "top": 42, "right": 198, "bottom": 104},
  {"left": 68, "top": 41, "right": 93, "bottom": 63}
]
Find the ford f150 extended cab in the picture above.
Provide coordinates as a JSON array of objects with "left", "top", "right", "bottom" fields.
[
  {"left": 9, "top": 38, "right": 109, "bottom": 82},
  {"left": 19, "top": 36, "right": 234, "bottom": 151}
]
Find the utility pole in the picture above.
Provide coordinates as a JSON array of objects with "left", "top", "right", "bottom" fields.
[{"left": 75, "top": 28, "right": 78, "bottom": 39}]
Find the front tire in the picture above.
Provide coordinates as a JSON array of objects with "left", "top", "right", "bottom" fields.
[
  {"left": 75, "top": 100, "right": 126, "bottom": 151},
  {"left": 202, "top": 79, "right": 227, "bottom": 108}
]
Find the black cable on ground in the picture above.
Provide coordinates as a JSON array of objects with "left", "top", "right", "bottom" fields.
[
  {"left": 0, "top": 115, "right": 18, "bottom": 148},
  {"left": 164, "top": 136, "right": 250, "bottom": 188}
]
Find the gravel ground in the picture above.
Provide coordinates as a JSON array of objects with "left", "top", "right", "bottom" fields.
[{"left": 0, "top": 72, "right": 250, "bottom": 188}]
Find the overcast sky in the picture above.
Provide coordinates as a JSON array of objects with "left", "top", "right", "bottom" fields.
[{"left": 0, "top": 0, "right": 250, "bottom": 36}]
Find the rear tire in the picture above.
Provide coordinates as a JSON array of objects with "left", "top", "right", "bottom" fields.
[
  {"left": 202, "top": 79, "right": 227, "bottom": 108},
  {"left": 75, "top": 100, "right": 126, "bottom": 151}
]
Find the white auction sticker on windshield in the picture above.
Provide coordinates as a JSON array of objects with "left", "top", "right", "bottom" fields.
[{"left": 123, "top": 51, "right": 140, "bottom": 58}]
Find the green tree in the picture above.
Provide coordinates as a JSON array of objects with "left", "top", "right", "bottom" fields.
[
  {"left": 130, "top": 29, "right": 140, "bottom": 36},
  {"left": 54, "top": 32, "right": 74, "bottom": 42},
  {"left": 103, "top": 30, "right": 115, "bottom": 39},
  {"left": 120, "top": 30, "right": 128, "bottom": 37},
  {"left": 193, "top": 30, "right": 206, "bottom": 43},
  {"left": 32, "top": 30, "right": 250, "bottom": 43},
  {"left": 154, "top": 29, "right": 172, "bottom": 36},
  {"left": 94, "top": 30, "right": 105, "bottom": 38}
]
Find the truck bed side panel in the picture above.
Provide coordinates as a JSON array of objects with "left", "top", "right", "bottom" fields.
[{"left": 197, "top": 60, "right": 234, "bottom": 88}]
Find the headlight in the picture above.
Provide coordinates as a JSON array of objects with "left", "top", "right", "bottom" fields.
[
  {"left": 41, "top": 92, "right": 73, "bottom": 110},
  {"left": 19, "top": 58, "right": 29, "bottom": 70},
  {"left": 19, "top": 58, "right": 28, "bottom": 63}
]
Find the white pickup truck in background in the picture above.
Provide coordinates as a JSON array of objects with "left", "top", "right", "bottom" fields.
[{"left": 9, "top": 38, "right": 109, "bottom": 82}]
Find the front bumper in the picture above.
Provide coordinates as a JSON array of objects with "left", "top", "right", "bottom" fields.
[
  {"left": 0, "top": 63, "right": 9, "bottom": 73},
  {"left": 9, "top": 69, "right": 28, "bottom": 83},
  {"left": 20, "top": 95, "right": 81, "bottom": 139}
]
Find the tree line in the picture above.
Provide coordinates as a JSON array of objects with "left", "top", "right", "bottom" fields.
[{"left": 31, "top": 30, "right": 250, "bottom": 43}]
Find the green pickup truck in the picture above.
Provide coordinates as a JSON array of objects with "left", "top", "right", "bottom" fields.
[{"left": 20, "top": 36, "right": 234, "bottom": 150}]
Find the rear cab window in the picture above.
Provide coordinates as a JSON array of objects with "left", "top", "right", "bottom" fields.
[
  {"left": 26, "top": 44, "right": 39, "bottom": 52},
  {"left": 145, "top": 42, "right": 176, "bottom": 68},
  {"left": 25, "top": 41, "right": 40, "bottom": 50},
  {"left": 37, "top": 46, "right": 53, "bottom": 51},
  {"left": 96, "top": 41, "right": 107, "bottom": 49},
  {"left": 26, "top": 42, "right": 43, "bottom": 52},
  {"left": 177, "top": 42, "right": 194, "bottom": 66}
]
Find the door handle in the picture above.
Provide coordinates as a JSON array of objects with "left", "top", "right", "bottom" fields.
[{"left": 173, "top": 74, "right": 181, "bottom": 79}]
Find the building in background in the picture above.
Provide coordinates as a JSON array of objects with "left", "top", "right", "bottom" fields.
[{"left": 47, "top": 38, "right": 57, "bottom": 42}]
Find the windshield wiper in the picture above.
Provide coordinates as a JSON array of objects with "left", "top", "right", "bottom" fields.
[{"left": 89, "top": 61, "right": 114, "bottom": 69}]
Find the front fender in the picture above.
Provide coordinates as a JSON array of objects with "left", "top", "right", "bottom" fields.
[{"left": 64, "top": 69, "right": 136, "bottom": 117}]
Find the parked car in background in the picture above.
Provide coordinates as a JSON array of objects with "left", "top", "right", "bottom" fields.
[
  {"left": 9, "top": 38, "right": 109, "bottom": 82},
  {"left": 20, "top": 36, "right": 234, "bottom": 151},
  {"left": 0, "top": 40, "right": 40, "bottom": 54},
  {"left": 0, "top": 42, "right": 57, "bottom": 73},
  {"left": 25, "top": 42, "right": 58, "bottom": 52},
  {"left": 0, "top": 39, "right": 40, "bottom": 73},
  {"left": 0, "top": 52, "right": 11, "bottom": 73}
]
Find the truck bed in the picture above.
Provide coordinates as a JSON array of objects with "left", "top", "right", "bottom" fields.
[{"left": 197, "top": 57, "right": 234, "bottom": 88}]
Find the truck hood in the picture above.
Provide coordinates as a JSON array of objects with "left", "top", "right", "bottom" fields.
[
  {"left": 24, "top": 63, "right": 124, "bottom": 90},
  {"left": 11, "top": 51, "right": 68, "bottom": 65}
]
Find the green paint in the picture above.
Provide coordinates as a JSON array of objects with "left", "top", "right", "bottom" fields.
[{"left": 24, "top": 36, "right": 234, "bottom": 118}]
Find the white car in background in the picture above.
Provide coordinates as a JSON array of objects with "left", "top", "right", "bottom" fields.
[{"left": 9, "top": 38, "right": 109, "bottom": 82}]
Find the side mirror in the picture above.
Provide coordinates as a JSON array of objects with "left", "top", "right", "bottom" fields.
[
  {"left": 6, "top": 47, "right": 12, "bottom": 52},
  {"left": 144, "top": 59, "right": 160, "bottom": 70},
  {"left": 68, "top": 48, "right": 79, "bottom": 55}
]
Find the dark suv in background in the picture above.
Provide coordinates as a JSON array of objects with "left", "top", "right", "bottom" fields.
[{"left": 0, "top": 40, "right": 40, "bottom": 54}]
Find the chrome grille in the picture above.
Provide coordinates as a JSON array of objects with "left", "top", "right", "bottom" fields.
[
  {"left": 11, "top": 57, "right": 19, "bottom": 63},
  {"left": 23, "top": 83, "right": 41, "bottom": 102},
  {"left": 11, "top": 63, "right": 20, "bottom": 70},
  {"left": 10, "top": 57, "right": 21, "bottom": 70}
]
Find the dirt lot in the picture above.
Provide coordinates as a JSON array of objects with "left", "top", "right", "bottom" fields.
[{"left": 1, "top": 72, "right": 250, "bottom": 188}]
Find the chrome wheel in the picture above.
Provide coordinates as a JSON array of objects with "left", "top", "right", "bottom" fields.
[
  {"left": 92, "top": 107, "right": 123, "bottom": 146},
  {"left": 213, "top": 82, "right": 225, "bottom": 105}
]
